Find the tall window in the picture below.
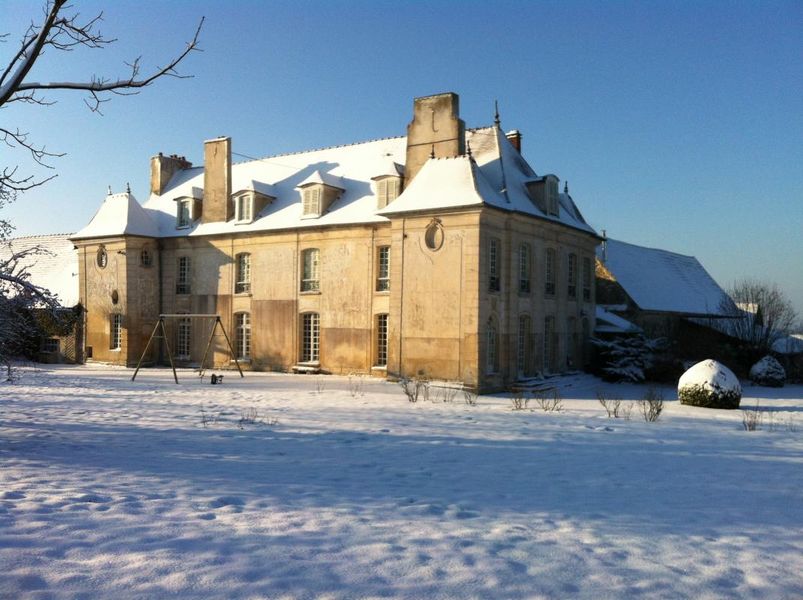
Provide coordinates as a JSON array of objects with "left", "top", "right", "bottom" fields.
[
  {"left": 518, "top": 243, "right": 531, "bottom": 294},
  {"left": 567, "top": 253, "right": 578, "bottom": 299},
  {"left": 235, "top": 194, "right": 252, "bottom": 222},
  {"left": 177, "top": 199, "right": 191, "bottom": 228},
  {"left": 545, "top": 248, "right": 556, "bottom": 296},
  {"left": 301, "top": 312, "right": 320, "bottom": 362},
  {"left": 110, "top": 314, "right": 122, "bottom": 350},
  {"left": 176, "top": 256, "right": 191, "bottom": 294},
  {"left": 543, "top": 316, "right": 555, "bottom": 372},
  {"left": 177, "top": 317, "right": 191, "bottom": 359},
  {"left": 301, "top": 248, "right": 320, "bottom": 292},
  {"left": 376, "top": 246, "right": 390, "bottom": 292},
  {"left": 488, "top": 238, "right": 501, "bottom": 292},
  {"left": 140, "top": 247, "right": 152, "bottom": 267},
  {"left": 567, "top": 317, "right": 577, "bottom": 368},
  {"left": 235, "top": 253, "right": 251, "bottom": 294},
  {"left": 518, "top": 315, "right": 531, "bottom": 375},
  {"left": 486, "top": 318, "right": 499, "bottom": 374},
  {"left": 375, "top": 314, "right": 389, "bottom": 367},
  {"left": 582, "top": 257, "right": 592, "bottom": 302},
  {"left": 302, "top": 187, "right": 322, "bottom": 216},
  {"left": 235, "top": 312, "right": 251, "bottom": 359}
]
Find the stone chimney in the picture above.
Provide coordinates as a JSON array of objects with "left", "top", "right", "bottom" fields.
[
  {"left": 202, "top": 136, "right": 232, "bottom": 224},
  {"left": 505, "top": 130, "right": 522, "bottom": 153},
  {"left": 150, "top": 153, "right": 192, "bottom": 196},
  {"left": 405, "top": 92, "right": 465, "bottom": 185}
]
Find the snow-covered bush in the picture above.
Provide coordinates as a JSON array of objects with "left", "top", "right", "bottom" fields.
[
  {"left": 678, "top": 359, "right": 742, "bottom": 410},
  {"left": 749, "top": 356, "right": 786, "bottom": 387},
  {"left": 591, "top": 335, "right": 669, "bottom": 383}
]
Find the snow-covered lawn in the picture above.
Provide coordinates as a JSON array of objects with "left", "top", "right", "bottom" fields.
[{"left": 2, "top": 365, "right": 802, "bottom": 599}]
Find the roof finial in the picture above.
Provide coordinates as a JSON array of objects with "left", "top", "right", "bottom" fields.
[
  {"left": 430, "top": 144, "right": 435, "bottom": 159},
  {"left": 466, "top": 140, "right": 473, "bottom": 159},
  {"left": 564, "top": 180, "right": 569, "bottom": 194},
  {"left": 494, "top": 100, "right": 500, "bottom": 127},
  {"left": 126, "top": 182, "right": 131, "bottom": 194},
  {"left": 107, "top": 185, "right": 112, "bottom": 196}
]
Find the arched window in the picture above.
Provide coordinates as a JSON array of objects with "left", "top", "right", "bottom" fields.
[
  {"left": 235, "top": 312, "right": 251, "bottom": 359},
  {"left": 235, "top": 252, "right": 251, "bottom": 294},
  {"left": 301, "top": 248, "right": 320, "bottom": 292},
  {"left": 567, "top": 253, "right": 578, "bottom": 299}
]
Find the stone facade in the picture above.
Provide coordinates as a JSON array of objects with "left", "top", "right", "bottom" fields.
[{"left": 72, "top": 92, "right": 599, "bottom": 391}]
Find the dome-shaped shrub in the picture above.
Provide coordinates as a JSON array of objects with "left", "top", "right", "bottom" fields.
[
  {"left": 678, "top": 359, "right": 741, "bottom": 409},
  {"left": 749, "top": 355, "right": 785, "bottom": 387}
]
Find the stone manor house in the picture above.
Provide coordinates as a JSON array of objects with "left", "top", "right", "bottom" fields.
[{"left": 71, "top": 92, "right": 600, "bottom": 390}]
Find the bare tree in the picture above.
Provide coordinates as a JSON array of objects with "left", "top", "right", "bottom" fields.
[
  {"left": 1, "top": 0, "right": 203, "bottom": 199},
  {"left": 0, "top": 2, "right": 202, "bottom": 374},
  {"left": 721, "top": 279, "right": 798, "bottom": 354}
]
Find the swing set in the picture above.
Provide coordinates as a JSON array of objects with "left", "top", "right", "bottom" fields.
[{"left": 131, "top": 314, "right": 244, "bottom": 383}]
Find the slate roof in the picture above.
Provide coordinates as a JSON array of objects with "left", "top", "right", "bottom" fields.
[
  {"left": 597, "top": 238, "right": 730, "bottom": 317},
  {"left": 72, "top": 192, "right": 159, "bottom": 240},
  {"left": 0, "top": 234, "right": 79, "bottom": 306}
]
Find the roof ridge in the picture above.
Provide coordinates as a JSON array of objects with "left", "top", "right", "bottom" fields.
[
  {"left": 6, "top": 233, "right": 75, "bottom": 240},
  {"left": 231, "top": 133, "right": 407, "bottom": 167}
]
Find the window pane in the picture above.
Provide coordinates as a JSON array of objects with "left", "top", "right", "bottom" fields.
[
  {"left": 301, "top": 313, "right": 320, "bottom": 362},
  {"left": 236, "top": 313, "right": 251, "bottom": 359},
  {"left": 301, "top": 249, "right": 320, "bottom": 292},
  {"left": 376, "top": 314, "right": 388, "bottom": 366},
  {"left": 376, "top": 246, "right": 390, "bottom": 292},
  {"left": 235, "top": 253, "right": 251, "bottom": 293}
]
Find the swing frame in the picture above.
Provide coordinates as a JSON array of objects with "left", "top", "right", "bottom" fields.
[{"left": 131, "top": 314, "right": 244, "bottom": 383}]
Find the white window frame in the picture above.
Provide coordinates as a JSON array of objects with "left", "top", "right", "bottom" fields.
[
  {"left": 110, "top": 314, "right": 122, "bottom": 350},
  {"left": 177, "top": 199, "right": 192, "bottom": 228},
  {"left": 568, "top": 253, "right": 578, "bottom": 299},
  {"left": 176, "top": 256, "right": 191, "bottom": 295},
  {"left": 545, "top": 248, "right": 556, "bottom": 296},
  {"left": 235, "top": 312, "right": 251, "bottom": 360},
  {"left": 177, "top": 317, "right": 191, "bottom": 359},
  {"left": 376, "top": 246, "right": 390, "bottom": 292},
  {"left": 235, "top": 252, "right": 251, "bottom": 294},
  {"left": 235, "top": 193, "right": 253, "bottom": 223},
  {"left": 375, "top": 313, "right": 389, "bottom": 367},
  {"left": 376, "top": 177, "right": 400, "bottom": 209},
  {"left": 301, "top": 312, "right": 320, "bottom": 363},
  {"left": 518, "top": 243, "right": 531, "bottom": 294},
  {"left": 302, "top": 187, "right": 322, "bottom": 217},
  {"left": 301, "top": 248, "right": 320, "bottom": 292},
  {"left": 488, "top": 238, "right": 501, "bottom": 292}
]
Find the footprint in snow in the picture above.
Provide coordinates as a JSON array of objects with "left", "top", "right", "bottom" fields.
[{"left": 209, "top": 496, "right": 245, "bottom": 509}]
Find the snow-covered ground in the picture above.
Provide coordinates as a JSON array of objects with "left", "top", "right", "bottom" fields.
[{"left": 2, "top": 365, "right": 802, "bottom": 599}]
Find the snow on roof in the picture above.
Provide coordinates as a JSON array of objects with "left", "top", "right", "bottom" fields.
[
  {"left": 131, "top": 126, "right": 598, "bottom": 239},
  {"left": 595, "top": 305, "right": 642, "bottom": 334},
  {"left": 0, "top": 234, "right": 79, "bottom": 306},
  {"left": 72, "top": 192, "right": 159, "bottom": 240},
  {"left": 376, "top": 156, "right": 491, "bottom": 215},
  {"left": 772, "top": 334, "right": 803, "bottom": 355},
  {"left": 598, "top": 238, "right": 729, "bottom": 316}
]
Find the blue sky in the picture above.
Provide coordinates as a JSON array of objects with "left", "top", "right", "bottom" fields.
[{"left": 4, "top": 0, "right": 802, "bottom": 317}]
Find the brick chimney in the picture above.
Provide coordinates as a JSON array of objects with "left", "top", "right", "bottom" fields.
[
  {"left": 202, "top": 136, "right": 232, "bottom": 224},
  {"left": 150, "top": 153, "right": 192, "bottom": 196},
  {"left": 405, "top": 92, "right": 466, "bottom": 185},
  {"left": 505, "top": 130, "right": 522, "bottom": 153}
]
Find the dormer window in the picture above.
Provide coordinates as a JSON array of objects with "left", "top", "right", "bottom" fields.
[
  {"left": 547, "top": 178, "right": 559, "bottom": 216},
  {"left": 296, "top": 170, "right": 344, "bottom": 219},
  {"left": 375, "top": 176, "right": 401, "bottom": 209},
  {"left": 177, "top": 199, "right": 191, "bottom": 228},
  {"left": 302, "top": 186, "right": 322, "bottom": 217},
  {"left": 235, "top": 193, "right": 253, "bottom": 223}
]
